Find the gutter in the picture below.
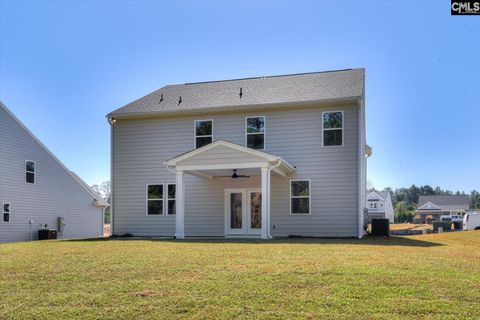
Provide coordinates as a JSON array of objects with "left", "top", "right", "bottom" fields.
[{"left": 106, "top": 96, "right": 362, "bottom": 120}]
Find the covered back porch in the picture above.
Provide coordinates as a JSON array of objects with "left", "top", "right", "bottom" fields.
[{"left": 165, "top": 140, "right": 295, "bottom": 239}]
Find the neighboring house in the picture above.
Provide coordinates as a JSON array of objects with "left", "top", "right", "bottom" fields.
[
  {"left": 108, "top": 68, "right": 369, "bottom": 239},
  {"left": 0, "top": 102, "right": 108, "bottom": 243},
  {"left": 367, "top": 191, "right": 394, "bottom": 223},
  {"left": 414, "top": 195, "right": 470, "bottom": 224}
]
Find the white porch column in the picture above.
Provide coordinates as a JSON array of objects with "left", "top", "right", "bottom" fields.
[
  {"left": 261, "top": 167, "right": 269, "bottom": 240},
  {"left": 175, "top": 170, "right": 185, "bottom": 239}
]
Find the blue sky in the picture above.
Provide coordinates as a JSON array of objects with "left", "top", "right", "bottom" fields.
[{"left": 1, "top": 0, "right": 479, "bottom": 192}]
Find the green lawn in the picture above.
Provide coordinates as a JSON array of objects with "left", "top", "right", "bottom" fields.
[{"left": 1, "top": 232, "right": 480, "bottom": 319}]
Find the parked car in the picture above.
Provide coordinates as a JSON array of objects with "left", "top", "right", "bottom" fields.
[
  {"left": 463, "top": 213, "right": 480, "bottom": 231},
  {"left": 440, "top": 215, "right": 463, "bottom": 223}
]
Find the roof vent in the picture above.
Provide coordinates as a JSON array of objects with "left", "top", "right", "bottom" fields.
[
  {"left": 239, "top": 88, "right": 243, "bottom": 98},
  {"left": 178, "top": 96, "right": 182, "bottom": 105},
  {"left": 159, "top": 94, "right": 163, "bottom": 103}
]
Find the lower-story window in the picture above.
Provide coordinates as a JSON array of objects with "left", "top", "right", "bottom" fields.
[
  {"left": 147, "top": 184, "right": 163, "bottom": 215},
  {"left": 3, "top": 203, "right": 11, "bottom": 222},
  {"left": 290, "top": 180, "right": 311, "bottom": 214},
  {"left": 167, "top": 184, "right": 176, "bottom": 215}
]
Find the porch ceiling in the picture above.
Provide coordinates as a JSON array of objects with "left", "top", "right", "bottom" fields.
[{"left": 189, "top": 168, "right": 285, "bottom": 178}]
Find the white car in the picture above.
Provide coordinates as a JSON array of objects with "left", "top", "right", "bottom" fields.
[
  {"left": 440, "top": 215, "right": 464, "bottom": 223},
  {"left": 463, "top": 213, "right": 480, "bottom": 231}
]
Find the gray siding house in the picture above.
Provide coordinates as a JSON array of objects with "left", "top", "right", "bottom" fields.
[
  {"left": 0, "top": 102, "right": 108, "bottom": 243},
  {"left": 108, "top": 69, "right": 368, "bottom": 239}
]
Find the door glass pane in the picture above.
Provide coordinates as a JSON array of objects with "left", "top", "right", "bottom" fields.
[
  {"left": 230, "top": 193, "right": 242, "bottom": 229},
  {"left": 250, "top": 192, "right": 262, "bottom": 229}
]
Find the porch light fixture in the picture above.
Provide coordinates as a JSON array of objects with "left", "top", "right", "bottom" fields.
[
  {"left": 178, "top": 96, "right": 182, "bottom": 105},
  {"left": 239, "top": 87, "right": 243, "bottom": 98},
  {"left": 159, "top": 94, "right": 163, "bottom": 103}
]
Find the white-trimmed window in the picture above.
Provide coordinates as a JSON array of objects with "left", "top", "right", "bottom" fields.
[
  {"left": 3, "top": 203, "right": 10, "bottom": 222},
  {"left": 167, "top": 184, "right": 176, "bottom": 215},
  {"left": 245, "top": 116, "right": 265, "bottom": 150},
  {"left": 26, "top": 160, "right": 35, "bottom": 183},
  {"left": 322, "top": 111, "right": 343, "bottom": 146},
  {"left": 194, "top": 120, "right": 213, "bottom": 149},
  {"left": 290, "top": 180, "right": 311, "bottom": 214},
  {"left": 147, "top": 184, "right": 164, "bottom": 215}
]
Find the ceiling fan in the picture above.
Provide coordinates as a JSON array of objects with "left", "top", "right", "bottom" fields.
[{"left": 219, "top": 169, "right": 250, "bottom": 179}]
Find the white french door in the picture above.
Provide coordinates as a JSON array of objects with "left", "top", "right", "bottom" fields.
[{"left": 225, "top": 189, "right": 262, "bottom": 237}]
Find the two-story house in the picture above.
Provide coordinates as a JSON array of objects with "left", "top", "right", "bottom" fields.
[
  {"left": 108, "top": 69, "right": 368, "bottom": 239},
  {"left": 367, "top": 191, "right": 394, "bottom": 223},
  {"left": 0, "top": 102, "right": 108, "bottom": 242}
]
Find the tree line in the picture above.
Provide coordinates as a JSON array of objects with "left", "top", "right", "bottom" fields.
[{"left": 370, "top": 185, "right": 480, "bottom": 223}]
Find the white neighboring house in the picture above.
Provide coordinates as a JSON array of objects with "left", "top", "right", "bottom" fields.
[
  {"left": 0, "top": 102, "right": 108, "bottom": 243},
  {"left": 367, "top": 191, "right": 394, "bottom": 223}
]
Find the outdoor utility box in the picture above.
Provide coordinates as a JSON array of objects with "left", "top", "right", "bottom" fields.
[
  {"left": 433, "top": 222, "right": 451, "bottom": 232},
  {"left": 371, "top": 219, "right": 389, "bottom": 237},
  {"left": 57, "top": 217, "right": 65, "bottom": 236},
  {"left": 38, "top": 229, "right": 58, "bottom": 240}
]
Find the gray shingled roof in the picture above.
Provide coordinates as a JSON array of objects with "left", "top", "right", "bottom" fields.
[
  {"left": 418, "top": 195, "right": 470, "bottom": 211},
  {"left": 109, "top": 68, "right": 365, "bottom": 117}
]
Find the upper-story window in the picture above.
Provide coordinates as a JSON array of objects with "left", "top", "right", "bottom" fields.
[
  {"left": 246, "top": 116, "right": 265, "bottom": 150},
  {"left": 26, "top": 160, "right": 35, "bottom": 184},
  {"left": 322, "top": 111, "right": 343, "bottom": 147},
  {"left": 194, "top": 120, "right": 213, "bottom": 149}
]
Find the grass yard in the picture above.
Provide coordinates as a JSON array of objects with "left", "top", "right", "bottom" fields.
[
  {"left": 1, "top": 232, "right": 480, "bottom": 319},
  {"left": 390, "top": 223, "right": 432, "bottom": 231}
]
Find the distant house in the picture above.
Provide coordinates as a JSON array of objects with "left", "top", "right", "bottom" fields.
[
  {"left": 367, "top": 191, "right": 394, "bottom": 223},
  {"left": 414, "top": 195, "right": 470, "bottom": 224},
  {"left": 0, "top": 102, "right": 108, "bottom": 243}
]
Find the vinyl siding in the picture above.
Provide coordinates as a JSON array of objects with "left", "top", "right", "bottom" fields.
[
  {"left": 112, "top": 103, "right": 359, "bottom": 237},
  {"left": 0, "top": 105, "right": 103, "bottom": 243}
]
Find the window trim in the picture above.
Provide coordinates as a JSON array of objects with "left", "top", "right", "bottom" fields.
[
  {"left": 245, "top": 116, "right": 266, "bottom": 150},
  {"left": 2, "top": 202, "right": 11, "bottom": 223},
  {"left": 194, "top": 119, "right": 213, "bottom": 149},
  {"left": 167, "top": 183, "right": 176, "bottom": 215},
  {"left": 25, "top": 160, "right": 36, "bottom": 184},
  {"left": 321, "top": 111, "right": 344, "bottom": 147},
  {"left": 145, "top": 183, "right": 165, "bottom": 216},
  {"left": 289, "top": 179, "right": 311, "bottom": 215}
]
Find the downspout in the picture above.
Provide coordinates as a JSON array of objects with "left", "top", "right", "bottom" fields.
[{"left": 267, "top": 159, "right": 282, "bottom": 239}]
